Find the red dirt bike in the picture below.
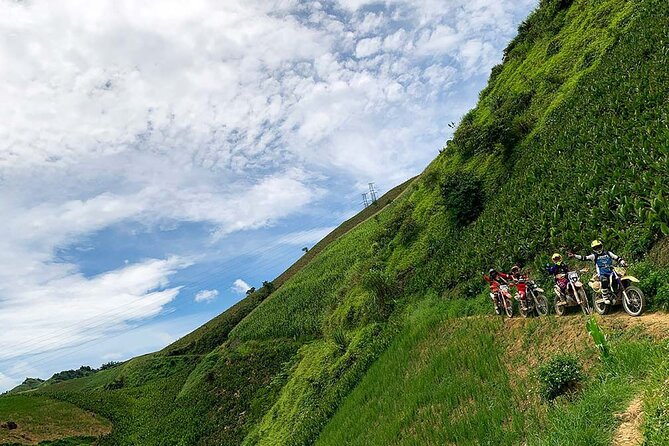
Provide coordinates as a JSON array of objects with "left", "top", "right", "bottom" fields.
[{"left": 514, "top": 278, "right": 549, "bottom": 317}]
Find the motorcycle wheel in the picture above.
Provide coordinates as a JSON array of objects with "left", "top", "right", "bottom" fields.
[
  {"left": 622, "top": 286, "right": 645, "bottom": 317},
  {"left": 578, "top": 288, "right": 592, "bottom": 315},
  {"left": 535, "top": 294, "right": 549, "bottom": 316},
  {"left": 504, "top": 297, "right": 514, "bottom": 318},
  {"left": 592, "top": 293, "right": 610, "bottom": 315},
  {"left": 554, "top": 297, "right": 566, "bottom": 316}
]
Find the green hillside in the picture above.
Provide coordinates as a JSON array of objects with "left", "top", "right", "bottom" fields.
[
  {"left": 0, "top": 395, "right": 111, "bottom": 445},
  {"left": 3, "top": 0, "right": 669, "bottom": 444}
]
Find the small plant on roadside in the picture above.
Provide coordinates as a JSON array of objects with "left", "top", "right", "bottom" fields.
[
  {"left": 538, "top": 354, "right": 584, "bottom": 401},
  {"left": 586, "top": 317, "right": 610, "bottom": 360}
]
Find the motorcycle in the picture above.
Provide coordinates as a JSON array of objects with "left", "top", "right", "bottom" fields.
[
  {"left": 589, "top": 266, "right": 645, "bottom": 316},
  {"left": 554, "top": 268, "right": 592, "bottom": 316},
  {"left": 514, "top": 278, "right": 549, "bottom": 317},
  {"left": 491, "top": 284, "right": 514, "bottom": 318}
]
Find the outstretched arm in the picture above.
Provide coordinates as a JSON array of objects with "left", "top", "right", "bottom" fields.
[
  {"left": 608, "top": 251, "right": 627, "bottom": 266},
  {"left": 570, "top": 252, "right": 594, "bottom": 261}
]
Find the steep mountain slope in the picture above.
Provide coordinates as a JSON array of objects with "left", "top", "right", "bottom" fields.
[{"left": 2, "top": 0, "right": 669, "bottom": 444}]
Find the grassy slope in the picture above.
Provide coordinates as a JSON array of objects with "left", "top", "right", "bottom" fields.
[
  {"left": 161, "top": 177, "right": 415, "bottom": 357},
  {"left": 0, "top": 395, "right": 111, "bottom": 445},
  {"left": 4, "top": 0, "right": 669, "bottom": 444},
  {"left": 318, "top": 301, "right": 666, "bottom": 446}
]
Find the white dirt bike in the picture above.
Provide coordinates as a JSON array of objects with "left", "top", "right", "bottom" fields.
[
  {"left": 589, "top": 266, "right": 645, "bottom": 316},
  {"left": 554, "top": 269, "right": 592, "bottom": 316}
]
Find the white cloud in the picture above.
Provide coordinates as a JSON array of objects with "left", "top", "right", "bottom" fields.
[
  {"left": 194, "top": 289, "right": 220, "bottom": 303},
  {"left": 355, "top": 37, "right": 383, "bottom": 58},
  {"left": 0, "top": 257, "right": 189, "bottom": 362},
  {"left": 0, "top": 0, "right": 538, "bottom": 386},
  {"left": 231, "top": 279, "right": 252, "bottom": 294},
  {"left": 0, "top": 372, "right": 21, "bottom": 392}
]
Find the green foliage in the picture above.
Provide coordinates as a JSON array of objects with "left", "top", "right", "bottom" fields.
[
  {"left": 230, "top": 223, "right": 378, "bottom": 341},
  {"left": 586, "top": 317, "right": 610, "bottom": 359},
  {"left": 9, "top": 1, "right": 669, "bottom": 445},
  {"left": 644, "top": 358, "right": 669, "bottom": 445},
  {"left": 98, "top": 362, "right": 121, "bottom": 371},
  {"left": 317, "top": 305, "right": 524, "bottom": 446},
  {"left": 6, "top": 378, "right": 45, "bottom": 395},
  {"left": 537, "top": 354, "right": 583, "bottom": 401},
  {"left": 48, "top": 367, "right": 96, "bottom": 385},
  {"left": 361, "top": 268, "right": 399, "bottom": 321},
  {"left": 630, "top": 261, "right": 669, "bottom": 310},
  {"left": 103, "top": 376, "right": 124, "bottom": 391},
  {"left": 0, "top": 395, "right": 110, "bottom": 445},
  {"left": 245, "top": 324, "right": 392, "bottom": 446},
  {"left": 440, "top": 171, "right": 485, "bottom": 226},
  {"left": 162, "top": 281, "right": 275, "bottom": 355},
  {"left": 329, "top": 328, "right": 349, "bottom": 352}
]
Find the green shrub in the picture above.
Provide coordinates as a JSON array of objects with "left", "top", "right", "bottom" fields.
[
  {"left": 631, "top": 261, "right": 669, "bottom": 310},
  {"left": 546, "top": 38, "right": 561, "bottom": 56},
  {"left": 538, "top": 354, "right": 584, "bottom": 401},
  {"left": 362, "top": 268, "right": 399, "bottom": 320},
  {"left": 397, "top": 217, "right": 419, "bottom": 246},
  {"left": 440, "top": 172, "right": 485, "bottom": 227},
  {"left": 104, "top": 376, "right": 125, "bottom": 391}
]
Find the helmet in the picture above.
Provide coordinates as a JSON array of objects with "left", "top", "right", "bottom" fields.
[
  {"left": 551, "top": 253, "right": 562, "bottom": 263},
  {"left": 591, "top": 240, "right": 603, "bottom": 254},
  {"left": 488, "top": 268, "right": 497, "bottom": 277},
  {"left": 511, "top": 264, "right": 520, "bottom": 274}
]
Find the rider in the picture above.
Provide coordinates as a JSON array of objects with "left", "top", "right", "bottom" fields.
[
  {"left": 483, "top": 268, "right": 512, "bottom": 310},
  {"left": 510, "top": 264, "right": 529, "bottom": 310},
  {"left": 546, "top": 253, "right": 570, "bottom": 303},
  {"left": 569, "top": 240, "right": 627, "bottom": 304}
]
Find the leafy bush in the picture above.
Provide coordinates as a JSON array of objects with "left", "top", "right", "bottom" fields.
[
  {"left": 440, "top": 172, "right": 485, "bottom": 227},
  {"left": 538, "top": 354, "right": 584, "bottom": 401},
  {"left": 630, "top": 261, "right": 669, "bottom": 310},
  {"left": 396, "top": 217, "right": 419, "bottom": 246},
  {"left": 104, "top": 376, "right": 125, "bottom": 391},
  {"left": 362, "top": 268, "right": 399, "bottom": 320},
  {"left": 99, "top": 362, "right": 121, "bottom": 371}
]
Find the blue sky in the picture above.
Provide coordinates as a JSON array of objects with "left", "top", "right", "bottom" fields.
[{"left": 0, "top": 0, "right": 537, "bottom": 391}]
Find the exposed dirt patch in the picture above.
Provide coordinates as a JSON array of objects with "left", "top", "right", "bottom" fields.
[
  {"left": 500, "top": 312, "right": 669, "bottom": 378},
  {"left": 612, "top": 396, "right": 644, "bottom": 446}
]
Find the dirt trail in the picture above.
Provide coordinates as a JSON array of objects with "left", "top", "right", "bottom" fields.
[
  {"left": 612, "top": 396, "right": 644, "bottom": 446},
  {"left": 504, "top": 311, "right": 669, "bottom": 339}
]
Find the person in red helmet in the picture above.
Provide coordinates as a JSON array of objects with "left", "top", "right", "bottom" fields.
[{"left": 484, "top": 268, "right": 512, "bottom": 313}]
